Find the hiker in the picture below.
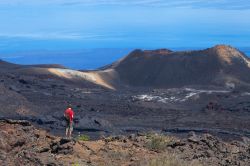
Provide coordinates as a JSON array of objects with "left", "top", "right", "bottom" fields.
[{"left": 64, "top": 104, "right": 74, "bottom": 138}]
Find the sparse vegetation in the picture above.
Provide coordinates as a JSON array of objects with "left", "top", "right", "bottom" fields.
[
  {"left": 72, "top": 163, "right": 80, "bottom": 166},
  {"left": 145, "top": 133, "right": 174, "bottom": 152},
  {"left": 101, "top": 149, "right": 131, "bottom": 166},
  {"left": 77, "top": 134, "right": 90, "bottom": 141},
  {"left": 139, "top": 153, "right": 203, "bottom": 166},
  {"left": 107, "top": 150, "right": 130, "bottom": 160}
]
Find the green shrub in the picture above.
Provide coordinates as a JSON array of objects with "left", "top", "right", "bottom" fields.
[
  {"left": 77, "top": 134, "right": 90, "bottom": 141},
  {"left": 72, "top": 163, "right": 80, "bottom": 166}
]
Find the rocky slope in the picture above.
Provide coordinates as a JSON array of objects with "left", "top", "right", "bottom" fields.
[
  {"left": 106, "top": 45, "right": 250, "bottom": 89},
  {"left": 0, "top": 119, "right": 249, "bottom": 166}
]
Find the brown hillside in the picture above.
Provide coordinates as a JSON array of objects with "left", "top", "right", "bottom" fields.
[{"left": 110, "top": 45, "right": 250, "bottom": 88}]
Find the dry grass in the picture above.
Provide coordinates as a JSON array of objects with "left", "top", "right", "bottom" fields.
[
  {"left": 107, "top": 150, "right": 131, "bottom": 160},
  {"left": 145, "top": 133, "right": 174, "bottom": 152},
  {"left": 139, "top": 153, "right": 203, "bottom": 166},
  {"left": 99, "top": 149, "right": 131, "bottom": 166}
]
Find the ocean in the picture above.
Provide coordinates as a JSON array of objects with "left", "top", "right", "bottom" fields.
[{"left": 1, "top": 47, "right": 250, "bottom": 70}]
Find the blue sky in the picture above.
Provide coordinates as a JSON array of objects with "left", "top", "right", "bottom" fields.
[{"left": 0, "top": 0, "right": 250, "bottom": 53}]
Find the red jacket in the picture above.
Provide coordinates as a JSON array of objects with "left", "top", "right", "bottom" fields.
[{"left": 64, "top": 108, "right": 74, "bottom": 122}]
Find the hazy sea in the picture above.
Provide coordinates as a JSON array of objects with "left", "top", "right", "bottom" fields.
[{"left": 1, "top": 47, "right": 250, "bottom": 70}]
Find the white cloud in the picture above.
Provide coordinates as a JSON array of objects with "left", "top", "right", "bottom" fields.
[
  {"left": 0, "top": 0, "right": 249, "bottom": 10},
  {"left": 0, "top": 32, "right": 126, "bottom": 41},
  {"left": 0, "top": 32, "right": 82, "bottom": 40}
]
